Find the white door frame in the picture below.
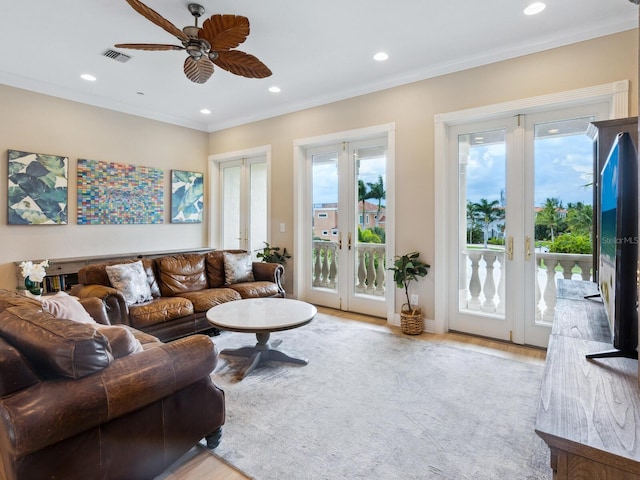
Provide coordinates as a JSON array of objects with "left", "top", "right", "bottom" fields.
[
  {"left": 293, "top": 123, "right": 396, "bottom": 322},
  {"left": 208, "top": 145, "right": 272, "bottom": 248},
  {"left": 434, "top": 80, "right": 629, "bottom": 336}
]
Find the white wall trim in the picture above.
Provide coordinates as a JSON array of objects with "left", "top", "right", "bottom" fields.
[{"left": 433, "top": 80, "right": 629, "bottom": 336}]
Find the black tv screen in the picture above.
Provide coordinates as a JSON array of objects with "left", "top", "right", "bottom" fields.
[{"left": 589, "top": 132, "right": 639, "bottom": 359}]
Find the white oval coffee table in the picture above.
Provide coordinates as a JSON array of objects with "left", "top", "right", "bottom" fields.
[{"left": 206, "top": 298, "right": 317, "bottom": 379}]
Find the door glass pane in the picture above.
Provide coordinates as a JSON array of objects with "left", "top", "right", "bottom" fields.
[
  {"left": 222, "top": 164, "right": 241, "bottom": 249},
  {"left": 311, "top": 152, "right": 339, "bottom": 292},
  {"left": 249, "top": 162, "right": 267, "bottom": 260},
  {"left": 354, "top": 145, "right": 387, "bottom": 298},
  {"left": 459, "top": 129, "right": 506, "bottom": 318},
  {"left": 533, "top": 117, "right": 594, "bottom": 323}
]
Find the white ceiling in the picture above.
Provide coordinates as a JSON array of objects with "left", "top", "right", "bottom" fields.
[{"left": 0, "top": 1, "right": 636, "bottom": 132}]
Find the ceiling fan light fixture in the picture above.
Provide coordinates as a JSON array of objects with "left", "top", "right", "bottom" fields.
[
  {"left": 524, "top": 2, "right": 546, "bottom": 15},
  {"left": 208, "top": 51, "right": 219, "bottom": 61}
]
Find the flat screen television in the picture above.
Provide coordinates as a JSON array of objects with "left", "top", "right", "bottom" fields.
[{"left": 587, "top": 131, "right": 639, "bottom": 359}]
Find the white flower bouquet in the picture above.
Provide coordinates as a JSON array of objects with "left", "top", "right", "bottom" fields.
[{"left": 19, "top": 260, "right": 49, "bottom": 295}]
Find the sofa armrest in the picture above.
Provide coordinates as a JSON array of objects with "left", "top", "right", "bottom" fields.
[
  {"left": 252, "top": 262, "right": 285, "bottom": 296},
  {"left": 78, "top": 297, "right": 111, "bottom": 325},
  {"left": 71, "top": 284, "right": 129, "bottom": 326},
  {"left": 0, "top": 334, "right": 217, "bottom": 457}
]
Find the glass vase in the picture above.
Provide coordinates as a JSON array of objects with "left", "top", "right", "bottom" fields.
[{"left": 24, "top": 277, "right": 42, "bottom": 296}]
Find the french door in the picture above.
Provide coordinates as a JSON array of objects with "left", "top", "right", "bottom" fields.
[
  {"left": 219, "top": 156, "right": 267, "bottom": 256},
  {"left": 302, "top": 138, "right": 388, "bottom": 317},
  {"left": 448, "top": 103, "right": 609, "bottom": 347}
]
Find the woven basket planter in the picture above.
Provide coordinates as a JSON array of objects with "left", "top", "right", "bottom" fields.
[{"left": 400, "top": 308, "right": 423, "bottom": 335}]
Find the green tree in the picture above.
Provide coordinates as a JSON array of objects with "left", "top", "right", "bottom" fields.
[
  {"left": 536, "top": 197, "right": 564, "bottom": 242},
  {"left": 473, "top": 198, "right": 501, "bottom": 248},
  {"left": 358, "top": 180, "right": 368, "bottom": 226},
  {"left": 467, "top": 201, "right": 480, "bottom": 244},
  {"left": 366, "top": 176, "right": 385, "bottom": 226},
  {"left": 566, "top": 202, "right": 593, "bottom": 236}
]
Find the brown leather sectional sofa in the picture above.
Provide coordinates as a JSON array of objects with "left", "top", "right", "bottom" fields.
[
  {"left": 71, "top": 250, "right": 285, "bottom": 341},
  {"left": 0, "top": 289, "right": 225, "bottom": 480}
]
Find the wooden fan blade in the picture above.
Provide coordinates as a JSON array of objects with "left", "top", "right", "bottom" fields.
[
  {"left": 213, "top": 50, "right": 272, "bottom": 79},
  {"left": 115, "top": 43, "right": 184, "bottom": 51},
  {"left": 199, "top": 15, "right": 249, "bottom": 51},
  {"left": 184, "top": 56, "right": 214, "bottom": 84},
  {"left": 124, "top": 0, "right": 189, "bottom": 42}
]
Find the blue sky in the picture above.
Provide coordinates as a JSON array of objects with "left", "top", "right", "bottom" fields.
[
  {"left": 466, "top": 134, "right": 594, "bottom": 207},
  {"left": 313, "top": 155, "right": 386, "bottom": 205}
]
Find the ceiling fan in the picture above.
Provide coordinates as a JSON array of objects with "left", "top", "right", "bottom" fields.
[{"left": 115, "top": 0, "right": 272, "bottom": 84}]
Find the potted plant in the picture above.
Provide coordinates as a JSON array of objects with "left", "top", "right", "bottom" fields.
[
  {"left": 389, "top": 251, "right": 430, "bottom": 335},
  {"left": 256, "top": 242, "right": 291, "bottom": 266}
]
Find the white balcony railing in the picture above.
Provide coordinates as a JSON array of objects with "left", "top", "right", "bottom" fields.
[
  {"left": 312, "top": 241, "right": 386, "bottom": 296},
  {"left": 460, "top": 249, "right": 592, "bottom": 322}
]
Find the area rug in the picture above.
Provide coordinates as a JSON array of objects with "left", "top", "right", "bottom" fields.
[{"left": 210, "top": 312, "right": 551, "bottom": 480}]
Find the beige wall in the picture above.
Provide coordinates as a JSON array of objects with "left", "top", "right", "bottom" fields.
[
  {"left": 0, "top": 86, "right": 209, "bottom": 290},
  {"left": 209, "top": 30, "right": 638, "bottom": 320}
]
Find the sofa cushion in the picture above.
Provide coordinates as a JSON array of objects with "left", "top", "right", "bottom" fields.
[
  {"left": 128, "top": 297, "right": 194, "bottom": 329},
  {"left": 42, "top": 291, "right": 96, "bottom": 324},
  {"left": 106, "top": 261, "right": 153, "bottom": 305},
  {"left": 0, "top": 336, "right": 40, "bottom": 396},
  {"left": 157, "top": 254, "right": 207, "bottom": 296},
  {"left": 0, "top": 307, "right": 112, "bottom": 379},
  {"left": 229, "top": 281, "right": 281, "bottom": 299},
  {"left": 205, "top": 251, "right": 226, "bottom": 288},
  {"left": 223, "top": 252, "right": 255, "bottom": 284},
  {"left": 176, "top": 288, "right": 242, "bottom": 312},
  {"left": 0, "top": 289, "right": 42, "bottom": 315},
  {"left": 95, "top": 325, "right": 143, "bottom": 358}
]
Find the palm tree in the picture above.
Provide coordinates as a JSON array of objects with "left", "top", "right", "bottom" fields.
[
  {"left": 366, "top": 176, "right": 385, "bottom": 226},
  {"left": 566, "top": 202, "right": 593, "bottom": 236},
  {"left": 358, "top": 180, "right": 368, "bottom": 226},
  {"left": 536, "top": 197, "right": 564, "bottom": 242},
  {"left": 466, "top": 201, "right": 480, "bottom": 244},
  {"left": 473, "top": 198, "right": 501, "bottom": 248}
]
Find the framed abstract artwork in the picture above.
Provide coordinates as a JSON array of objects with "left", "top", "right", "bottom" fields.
[
  {"left": 77, "top": 159, "right": 164, "bottom": 225},
  {"left": 171, "top": 170, "right": 204, "bottom": 223},
  {"left": 8, "top": 150, "right": 68, "bottom": 225}
]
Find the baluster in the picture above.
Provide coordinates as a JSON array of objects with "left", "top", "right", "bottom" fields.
[
  {"left": 535, "top": 257, "right": 543, "bottom": 321},
  {"left": 467, "top": 253, "right": 482, "bottom": 310},
  {"left": 356, "top": 247, "right": 366, "bottom": 291},
  {"left": 576, "top": 259, "right": 592, "bottom": 281},
  {"left": 496, "top": 253, "right": 505, "bottom": 315},
  {"left": 543, "top": 258, "right": 558, "bottom": 322},
  {"left": 320, "top": 245, "right": 329, "bottom": 287},
  {"left": 366, "top": 247, "right": 376, "bottom": 294},
  {"left": 481, "top": 253, "right": 497, "bottom": 313},
  {"left": 558, "top": 260, "right": 575, "bottom": 280},
  {"left": 328, "top": 244, "right": 338, "bottom": 288},
  {"left": 313, "top": 244, "right": 322, "bottom": 287},
  {"left": 375, "top": 247, "right": 386, "bottom": 295}
]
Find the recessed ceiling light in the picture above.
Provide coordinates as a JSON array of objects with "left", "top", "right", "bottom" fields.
[
  {"left": 200, "top": 109, "right": 211, "bottom": 115},
  {"left": 524, "top": 2, "right": 546, "bottom": 15},
  {"left": 268, "top": 86, "right": 281, "bottom": 93},
  {"left": 80, "top": 73, "right": 97, "bottom": 82},
  {"left": 373, "top": 52, "right": 389, "bottom": 62}
]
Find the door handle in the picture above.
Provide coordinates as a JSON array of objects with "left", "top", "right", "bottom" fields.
[
  {"left": 338, "top": 232, "right": 342, "bottom": 250},
  {"left": 525, "top": 236, "right": 532, "bottom": 260},
  {"left": 506, "top": 236, "right": 514, "bottom": 260},
  {"left": 348, "top": 232, "right": 352, "bottom": 250}
]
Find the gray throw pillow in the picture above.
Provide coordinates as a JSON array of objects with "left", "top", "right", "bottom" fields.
[
  {"left": 223, "top": 252, "right": 255, "bottom": 284},
  {"left": 105, "top": 261, "right": 153, "bottom": 306}
]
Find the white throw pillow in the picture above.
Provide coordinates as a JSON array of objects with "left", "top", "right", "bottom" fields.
[
  {"left": 41, "top": 291, "right": 96, "bottom": 324},
  {"left": 105, "top": 261, "right": 153, "bottom": 306},
  {"left": 223, "top": 252, "right": 255, "bottom": 284}
]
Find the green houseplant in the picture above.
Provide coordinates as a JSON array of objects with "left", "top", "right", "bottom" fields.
[
  {"left": 256, "top": 242, "right": 291, "bottom": 266},
  {"left": 388, "top": 251, "right": 430, "bottom": 334}
]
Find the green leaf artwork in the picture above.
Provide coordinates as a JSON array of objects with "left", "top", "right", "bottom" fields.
[
  {"left": 8, "top": 150, "right": 68, "bottom": 225},
  {"left": 171, "top": 170, "right": 204, "bottom": 223}
]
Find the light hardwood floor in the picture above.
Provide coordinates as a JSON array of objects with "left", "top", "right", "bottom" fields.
[{"left": 157, "top": 307, "right": 546, "bottom": 480}]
